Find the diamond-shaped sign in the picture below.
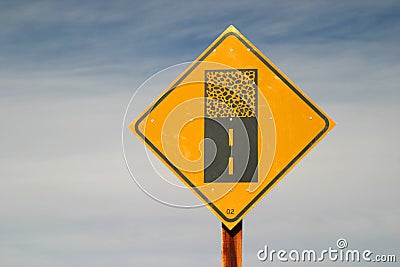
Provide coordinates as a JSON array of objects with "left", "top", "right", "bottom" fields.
[{"left": 129, "top": 25, "right": 335, "bottom": 230}]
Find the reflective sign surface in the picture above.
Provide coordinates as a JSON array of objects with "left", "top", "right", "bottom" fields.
[{"left": 129, "top": 25, "right": 335, "bottom": 229}]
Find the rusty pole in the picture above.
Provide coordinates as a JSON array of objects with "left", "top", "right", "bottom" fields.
[{"left": 221, "top": 220, "right": 242, "bottom": 267}]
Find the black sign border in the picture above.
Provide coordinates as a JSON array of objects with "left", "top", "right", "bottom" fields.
[{"left": 134, "top": 31, "right": 330, "bottom": 223}]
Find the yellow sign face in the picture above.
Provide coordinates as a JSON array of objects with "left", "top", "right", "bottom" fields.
[{"left": 129, "top": 25, "right": 335, "bottom": 230}]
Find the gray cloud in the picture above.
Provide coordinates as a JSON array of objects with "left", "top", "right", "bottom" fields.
[{"left": 1, "top": 1, "right": 399, "bottom": 266}]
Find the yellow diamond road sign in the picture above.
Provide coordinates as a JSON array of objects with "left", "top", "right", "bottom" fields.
[{"left": 129, "top": 25, "right": 335, "bottom": 230}]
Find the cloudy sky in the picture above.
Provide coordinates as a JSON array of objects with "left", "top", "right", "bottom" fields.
[{"left": 1, "top": 1, "right": 399, "bottom": 266}]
